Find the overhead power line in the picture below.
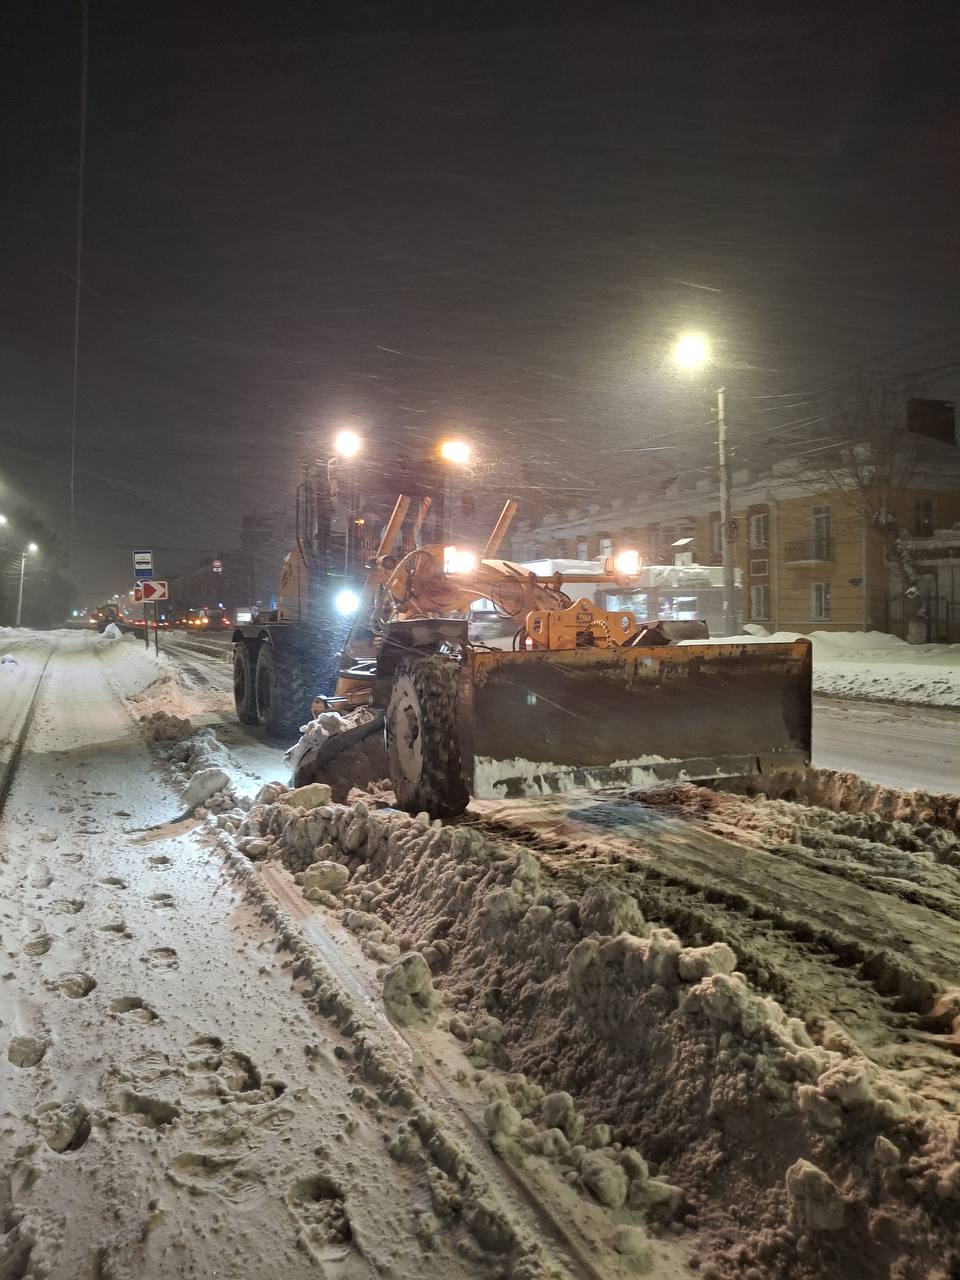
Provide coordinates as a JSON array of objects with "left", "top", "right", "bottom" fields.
[{"left": 69, "top": 0, "right": 89, "bottom": 545}]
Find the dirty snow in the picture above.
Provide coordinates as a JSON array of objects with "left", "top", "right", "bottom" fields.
[{"left": 6, "top": 628, "right": 960, "bottom": 1280}]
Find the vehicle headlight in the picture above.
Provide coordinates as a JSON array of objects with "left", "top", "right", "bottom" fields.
[
  {"left": 334, "top": 588, "right": 360, "bottom": 615},
  {"left": 614, "top": 549, "right": 641, "bottom": 576},
  {"left": 443, "top": 546, "right": 477, "bottom": 575}
]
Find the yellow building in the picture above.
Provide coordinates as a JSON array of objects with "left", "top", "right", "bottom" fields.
[{"left": 511, "top": 438, "right": 960, "bottom": 639}]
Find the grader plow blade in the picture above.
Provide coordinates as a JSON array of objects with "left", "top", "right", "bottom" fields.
[{"left": 461, "top": 640, "right": 812, "bottom": 800}]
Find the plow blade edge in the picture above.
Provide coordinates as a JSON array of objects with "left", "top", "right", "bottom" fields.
[{"left": 462, "top": 641, "right": 812, "bottom": 800}]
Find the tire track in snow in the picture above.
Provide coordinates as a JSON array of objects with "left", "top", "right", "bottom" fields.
[{"left": 0, "top": 645, "right": 54, "bottom": 819}]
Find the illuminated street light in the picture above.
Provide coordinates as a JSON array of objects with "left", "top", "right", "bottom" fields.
[
  {"left": 438, "top": 439, "right": 473, "bottom": 540},
  {"left": 0, "top": 513, "right": 7, "bottom": 525},
  {"left": 333, "top": 429, "right": 362, "bottom": 458},
  {"left": 328, "top": 431, "right": 363, "bottom": 577},
  {"left": 439, "top": 438, "right": 472, "bottom": 466},
  {"left": 672, "top": 332, "right": 711, "bottom": 371},
  {"left": 15, "top": 543, "right": 39, "bottom": 627},
  {"left": 671, "top": 333, "right": 736, "bottom": 634}
]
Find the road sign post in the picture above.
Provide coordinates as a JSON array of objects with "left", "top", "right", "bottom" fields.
[{"left": 133, "top": 550, "right": 153, "bottom": 580}]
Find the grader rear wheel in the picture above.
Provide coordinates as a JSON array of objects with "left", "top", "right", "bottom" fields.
[
  {"left": 385, "top": 654, "right": 469, "bottom": 818},
  {"left": 254, "top": 645, "right": 312, "bottom": 739},
  {"left": 233, "top": 644, "right": 259, "bottom": 726}
]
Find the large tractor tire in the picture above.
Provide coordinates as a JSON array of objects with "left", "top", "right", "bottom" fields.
[
  {"left": 254, "top": 645, "right": 311, "bottom": 739},
  {"left": 386, "top": 654, "right": 469, "bottom": 818},
  {"left": 233, "top": 644, "right": 259, "bottom": 726}
]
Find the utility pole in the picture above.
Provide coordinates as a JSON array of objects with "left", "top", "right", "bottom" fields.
[
  {"left": 15, "top": 552, "right": 26, "bottom": 627},
  {"left": 716, "top": 386, "right": 738, "bottom": 634}
]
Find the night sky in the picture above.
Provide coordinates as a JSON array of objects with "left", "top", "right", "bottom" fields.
[{"left": 2, "top": 0, "right": 959, "bottom": 599}]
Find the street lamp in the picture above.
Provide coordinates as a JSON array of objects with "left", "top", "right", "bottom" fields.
[
  {"left": 0, "top": 513, "right": 8, "bottom": 525},
  {"left": 333, "top": 429, "right": 362, "bottom": 459},
  {"left": 15, "top": 543, "right": 38, "bottom": 628},
  {"left": 439, "top": 438, "right": 472, "bottom": 466},
  {"left": 329, "top": 430, "right": 363, "bottom": 576},
  {"left": 672, "top": 334, "right": 737, "bottom": 634},
  {"left": 438, "top": 438, "right": 473, "bottom": 539},
  {"left": 672, "top": 332, "right": 712, "bottom": 371}
]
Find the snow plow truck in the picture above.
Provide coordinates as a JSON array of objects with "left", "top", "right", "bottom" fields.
[{"left": 232, "top": 485, "right": 812, "bottom": 818}]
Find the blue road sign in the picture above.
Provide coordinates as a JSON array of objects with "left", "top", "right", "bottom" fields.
[{"left": 133, "top": 550, "right": 154, "bottom": 580}]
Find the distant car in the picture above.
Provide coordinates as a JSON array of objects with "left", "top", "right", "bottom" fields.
[{"left": 192, "top": 607, "right": 232, "bottom": 628}]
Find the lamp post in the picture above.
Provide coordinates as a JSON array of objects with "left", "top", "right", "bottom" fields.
[
  {"left": 16, "top": 543, "right": 39, "bottom": 627},
  {"left": 672, "top": 335, "right": 738, "bottom": 635},
  {"left": 331, "top": 430, "right": 363, "bottom": 576},
  {"left": 438, "top": 438, "right": 473, "bottom": 541}
]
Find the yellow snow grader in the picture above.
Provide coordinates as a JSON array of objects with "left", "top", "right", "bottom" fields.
[{"left": 287, "top": 495, "right": 812, "bottom": 816}]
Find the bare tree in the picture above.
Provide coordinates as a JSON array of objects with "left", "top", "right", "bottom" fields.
[{"left": 804, "top": 380, "right": 925, "bottom": 631}]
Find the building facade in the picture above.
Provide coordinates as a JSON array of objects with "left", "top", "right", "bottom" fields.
[{"left": 509, "top": 438, "right": 960, "bottom": 638}]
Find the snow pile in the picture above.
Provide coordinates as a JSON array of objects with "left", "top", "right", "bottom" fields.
[
  {"left": 144, "top": 714, "right": 250, "bottom": 818},
  {"left": 98, "top": 631, "right": 231, "bottom": 720},
  {"left": 229, "top": 792, "right": 960, "bottom": 1278},
  {"left": 694, "top": 628, "right": 960, "bottom": 707},
  {"left": 99, "top": 622, "right": 123, "bottom": 639},
  {"left": 711, "top": 766, "right": 960, "bottom": 836},
  {"left": 285, "top": 711, "right": 356, "bottom": 776}
]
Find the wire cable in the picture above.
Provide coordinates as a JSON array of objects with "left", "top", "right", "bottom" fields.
[{"left": 68, "top": 0, "right": 89, "bottom": 544}]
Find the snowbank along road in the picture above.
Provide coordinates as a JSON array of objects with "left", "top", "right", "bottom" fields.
[{"left": 2, "top": 628, "right": 960, "bottom": 1280}]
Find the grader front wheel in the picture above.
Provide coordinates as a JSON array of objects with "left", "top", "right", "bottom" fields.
[{"left": 385, "top": 654, "right": 469, "bottom": 818}]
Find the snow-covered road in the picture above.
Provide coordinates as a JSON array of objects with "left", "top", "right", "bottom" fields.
[
  {"left": 4, "top": 630, "right": 960, "bottom": 1280},
  {"left": 813, "top": 696, "right": 960, "bottom": 793},
  {"left": 0, "top": 633, "right": 615, "bottom": 1279}
]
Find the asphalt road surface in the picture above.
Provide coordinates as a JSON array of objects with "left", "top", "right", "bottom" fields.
[{"left": 812, "top": 695, "right": 960, "bottom": 793}]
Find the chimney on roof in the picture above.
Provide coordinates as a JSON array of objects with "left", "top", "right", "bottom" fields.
[{"left": 907, "top": 398, "right": 956, "bottom": 445}]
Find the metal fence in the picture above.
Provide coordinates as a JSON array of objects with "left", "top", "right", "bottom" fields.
[{"left": 883, "top": 595, "right": 959, "bottom": 643}]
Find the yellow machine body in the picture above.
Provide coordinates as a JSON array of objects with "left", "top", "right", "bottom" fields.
[{"left": 524, "top": 598, "right": 636, "bottom": 650}]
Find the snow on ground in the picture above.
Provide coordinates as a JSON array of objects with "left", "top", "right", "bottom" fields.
[
  {"left": 692, "top": 627, "right": 960, "bottom": 707},
  {"left": 7, "top": 628, "right": 960, "bottom": 1280},
  {"left": 3, "top": 630, "right": 682, "bottom": 1280},
  {"left": 212, "top": 772, "right": 960, "bottom": 1280}
]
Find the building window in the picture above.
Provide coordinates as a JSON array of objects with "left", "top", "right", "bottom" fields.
[
  {"left": 811, "top": 582, "right": 831, "bottom": 621},
  {"left": 914, "top": 499, "right": 934, "bottom": 537},
  {"left": 812, "top": 504, "right": 831, "bottom": 557},
  {"left": 750, "top": 584, "right": 770, "bottom": 620},
  {"left": 750, "top": 559, "right": 769, "bottom": 576},
  {"left": 711, "top": 521, "right": 722, "bottom": 556},
  {"left": 576, "top": 538, "right": 589, "bottom": 560},
  {"left": 749, "top": 512, "right": 768, "bottom": 549},
  {"left": 598, "top": 535, "right": 613, "bottom": 559}
]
